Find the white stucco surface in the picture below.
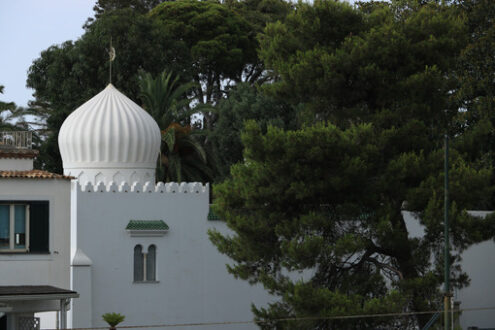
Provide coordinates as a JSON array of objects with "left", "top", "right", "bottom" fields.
[
  {"left": 456, "top": 240, "right": 495, "bottom": 329},
  {"left": 0, "top": 179, "right": 71, "bottom": 287},
  {"left": 70, "top": 181, "right": 274, "bottom": 329},
  {"left": 0, "top": 158, "right": 33, "bottom": 171}
]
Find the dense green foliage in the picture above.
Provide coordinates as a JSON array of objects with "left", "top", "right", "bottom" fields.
[
  {"left": 454, "top": 0, "right": 495, "bottom": 163},
  {"left": 209, "top": 83, "right": 298, "bottom": 180},
  {"left": 150, "top": 0, "right": 259, "bottom": 128},
  {"left": 209, "top": 0, "right": 495, "bottom": 328}
]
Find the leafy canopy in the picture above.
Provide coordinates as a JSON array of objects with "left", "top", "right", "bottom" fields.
[
  {"left": 210, "top": 0, "right": 495, "bottom": 328},
  {"left": 208, "top": 83, "right": 298, "bottom": 180}
]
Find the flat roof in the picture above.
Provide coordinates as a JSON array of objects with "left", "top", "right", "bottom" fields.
[{"left": 0, "top": 286, "right": 78, "bottom": 301}]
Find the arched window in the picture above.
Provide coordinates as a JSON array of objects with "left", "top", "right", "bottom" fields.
[
  {"left": 133, "top": 244, "right": 157, "bottom": 282},
  {"left": 134, "top": 245, "right": 144, "bottom": 282},
  {"left": 146, "top": 245, "right": 156, "bottom": 281}
]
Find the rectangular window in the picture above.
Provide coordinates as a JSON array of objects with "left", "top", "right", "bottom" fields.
[
  {"left": 0, "top": 201, "right": 49, "bottom": 254},
  {"left": 0, "top": 204, "right": 29, "bottom": 251},
  {"left": 0, "top": 205, "right": 10, "bottom": 250}
]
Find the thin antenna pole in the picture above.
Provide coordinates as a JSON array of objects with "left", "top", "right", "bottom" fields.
[
  {"left": 444, "top": 134, "right": 450, "bottom": 330},
  {"left": 109, "top": 37, "right": 113, "bottom": 84}
]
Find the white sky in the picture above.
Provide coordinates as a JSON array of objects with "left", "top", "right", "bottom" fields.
[{"left": 0, "top": 0, "right": 96, "bottom": 107}]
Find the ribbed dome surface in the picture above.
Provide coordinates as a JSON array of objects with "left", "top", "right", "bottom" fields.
[{"left": 58, "top": 84, "right": 161, "bottom": 182}]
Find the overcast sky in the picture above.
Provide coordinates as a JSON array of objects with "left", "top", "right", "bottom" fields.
[{"left": 0, "top": 0, "right": 96, "bottom": 107}]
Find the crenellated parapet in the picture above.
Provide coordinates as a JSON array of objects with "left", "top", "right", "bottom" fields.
[{"left": 75, "top": 180, "right": 209, "bottom": 195}]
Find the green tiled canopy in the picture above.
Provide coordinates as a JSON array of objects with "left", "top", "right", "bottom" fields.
[{"left": 126, "top": 220, "right": 169, "bottom": 231}]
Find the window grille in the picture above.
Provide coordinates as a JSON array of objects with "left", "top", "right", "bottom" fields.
[{"left": 18, "top": 316, "right": 40, "bottom": 330}]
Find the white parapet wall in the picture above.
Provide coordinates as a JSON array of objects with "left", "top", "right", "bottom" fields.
[
  {"left": 70, "top": 180, "right": 274, "bottom": 329},
  {"left": 64, "top": 168, "right": 157, "bottom": 187},
  {"left": 77, "top": 180, "right": 209, "bottom": 194}
]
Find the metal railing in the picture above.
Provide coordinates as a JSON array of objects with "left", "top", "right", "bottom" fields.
[{"left": 0, "top": 131, "right": 32, "bottom": 149}]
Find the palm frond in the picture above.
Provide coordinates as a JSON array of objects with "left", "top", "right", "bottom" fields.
[
  {"left": 138, "top": 70, "right": 197, "bottom": 129},
  {"left": 162, "top": 127, "right": 176, "bottom": 152},
  {"left": 178, "top": 136, "right": 207, "bottom": 164}
]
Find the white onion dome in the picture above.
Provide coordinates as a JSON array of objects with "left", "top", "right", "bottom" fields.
[{"left": 58, "top": 84, "right": 161, "bottom": 185}]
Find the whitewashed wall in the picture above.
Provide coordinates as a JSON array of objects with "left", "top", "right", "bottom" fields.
[
  {"left": 0, "top": 179, "right": 70, "bottom": 287},
  {"left": 70, "top": 181, "right": 274, "bottom": 329},
  {"left": 0, "top": 158, "right": 33, "bottom": 171},
  {"left": 456, "top": 240, "right": 495, "bottom": 329}
]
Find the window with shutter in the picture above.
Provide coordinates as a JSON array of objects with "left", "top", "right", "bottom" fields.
[
  {"left": 0, "top": 201, "right": 49, "bottom": 253},
  {"left": 29, "top": 201, "right": 49, "bottom": 253}
]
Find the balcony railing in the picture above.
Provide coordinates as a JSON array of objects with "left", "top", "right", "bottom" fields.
[{"left": 0, "top": 131, "right": 32, "bottom": 149}]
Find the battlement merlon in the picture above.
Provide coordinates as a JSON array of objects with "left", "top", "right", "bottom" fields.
[{"left": 72, "top": 180, "right": 209, "bottom": 195}]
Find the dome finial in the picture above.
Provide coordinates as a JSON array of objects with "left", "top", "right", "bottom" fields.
[{"left": 108, "top": 36, "right": 116, "bottom": 85}]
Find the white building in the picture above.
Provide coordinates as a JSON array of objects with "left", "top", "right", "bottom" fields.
[
  {"left": 59, "top": 85, "right": 273, "bottom": 329},
  {"left": 0, "top": 132, "right": 77, "bottom": 330}
]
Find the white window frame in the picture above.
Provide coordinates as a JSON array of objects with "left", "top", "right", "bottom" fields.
[{"left": 0, "top": 204, "right": 30, "bottom": 253}]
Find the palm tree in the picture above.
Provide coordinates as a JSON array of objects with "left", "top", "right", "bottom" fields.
[
  {"left": 138, "top": 71, "right": 213, "bottom": 182},
  {"left": 138, "top": 71, "right": 195, "bottom": 128},
  {"left": 161, "top": 123, "right": 213, "bottom": 182}
]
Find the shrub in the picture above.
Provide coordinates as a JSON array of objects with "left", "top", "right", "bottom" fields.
[{"left": 102, "top": 313, "right": 125, "bottom": 328}]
